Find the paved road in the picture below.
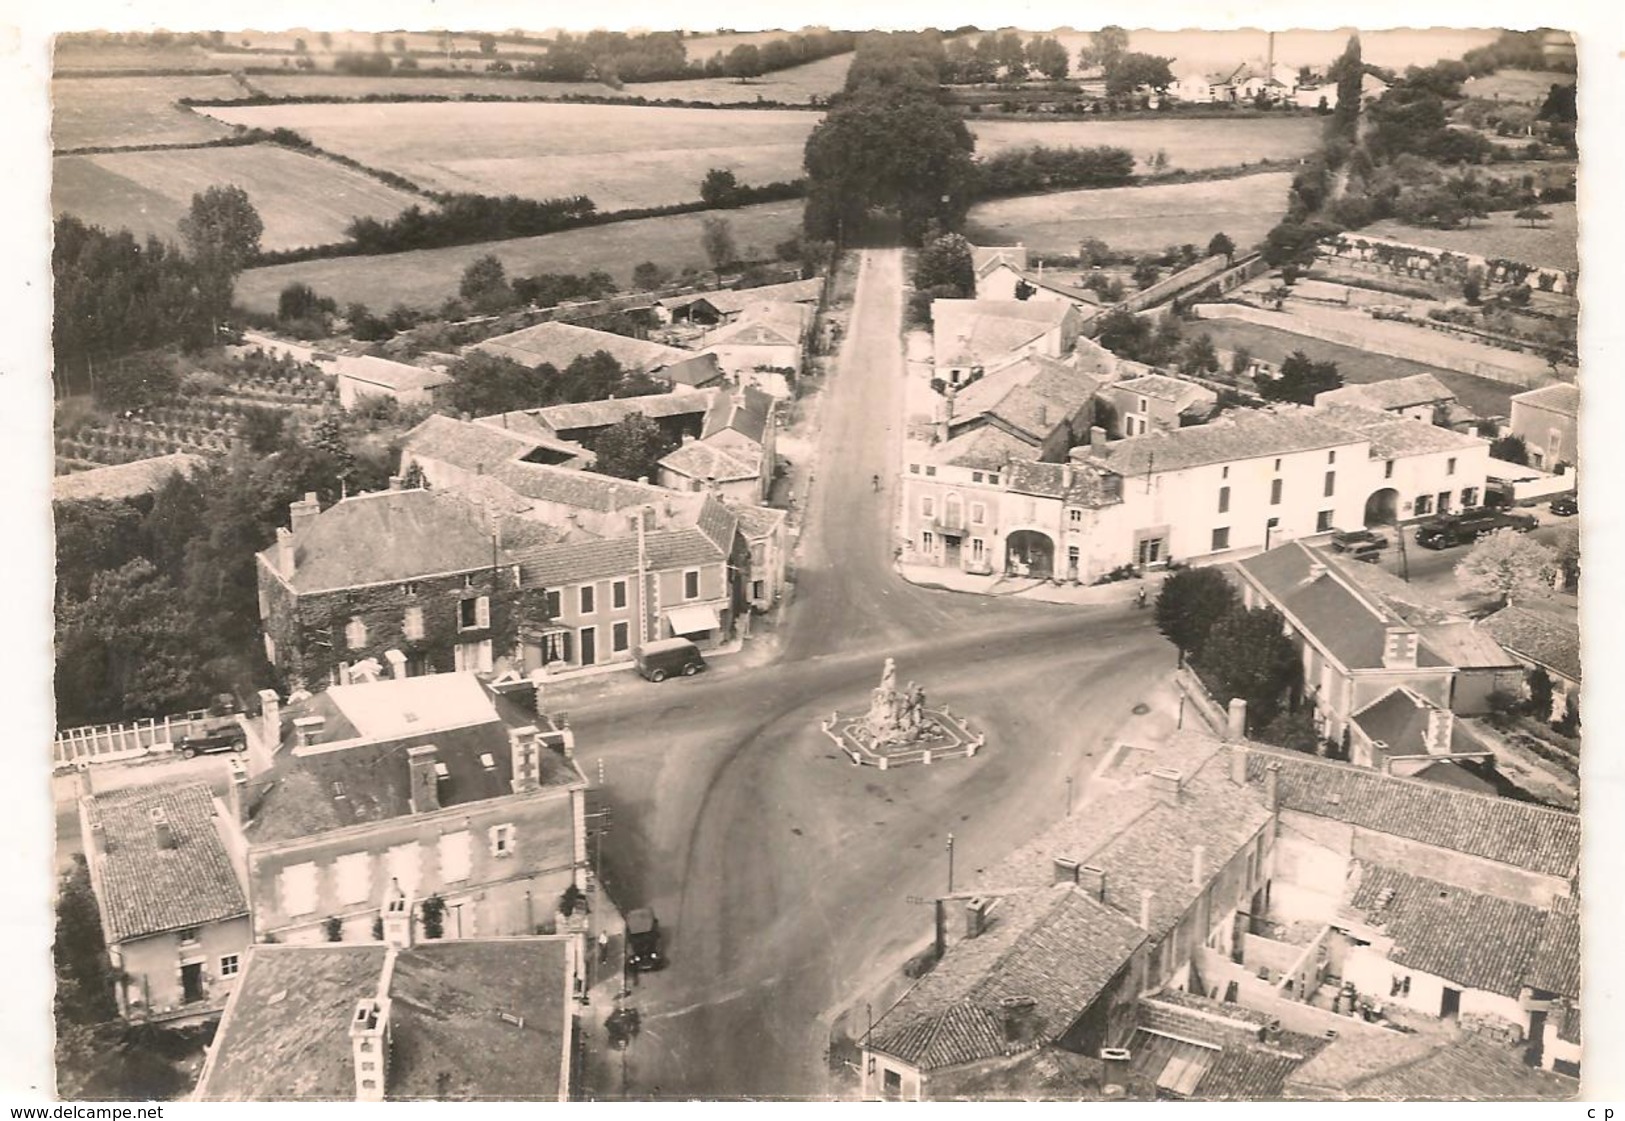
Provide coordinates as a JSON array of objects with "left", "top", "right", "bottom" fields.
[{"left": 565, "top": 250, "right": 1172, "bottom": 1098}]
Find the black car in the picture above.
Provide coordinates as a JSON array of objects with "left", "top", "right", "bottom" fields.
[
  {"left": 1415, "top": 509, "right": 1538, "bottom": 550},
  {"left": 625, "top": 908, "right": 666, "bottom": 972},
  {"left": 177, "top": 728, "right": 247, "bottom": 759},
  {"left": 1329, "top": 527, "right": 1388, "bottom": 553},
  {"left": 1550, "top": 493, "right": 1578, "bottom": 517}
]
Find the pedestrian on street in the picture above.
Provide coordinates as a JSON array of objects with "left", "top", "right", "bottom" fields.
[
  {"left": 1135, "top": 586, "right": 1147, "bottom": 610},
  {"left": 872, "top": 473, "right": 880, "bottom": 492},
  {"left": 598, "top": 930, "right": 610, "bottom": 966}
]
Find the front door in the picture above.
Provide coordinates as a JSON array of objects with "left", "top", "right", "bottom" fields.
[
  {"left": 181, "top": 962, "right": 204, "bottom": 1004},
  {"left": 1437, "top": 490, "right": 1452, "bottom": 515},
  {"left": 1137, "top": 536, "right": 1164, "bottom": 565},
  {"left": 944, "top": 534, "right": 962, "bottom": 566},
  {"left": 580, "top": 627, "right": 597, "bottom": 667},
  {"left": 1441, "top": 986, "right": 1462, "bottom": 1019}
]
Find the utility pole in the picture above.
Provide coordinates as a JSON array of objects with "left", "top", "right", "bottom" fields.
[
  {"left": 1065, "top": 775, "right": 1073, "bottom": 816},
  {"left": 946, "top": 832, "right": 955, "bottom": 894}
]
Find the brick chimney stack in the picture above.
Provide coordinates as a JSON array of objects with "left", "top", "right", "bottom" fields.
[
  {"left": 1052, "top": 857, "right": 1080, "bottom": 885},
  {"left": 1089, "top": 425, "right": 1107, "bottom": 452},
  {"left": 1150, "top": 767, "right": 1183, "bottom": 806},
  {"left": 289, "top": 492, "right": 321, "bottom": 537},
  {"left": 1226, "top": 698, "right": 1248, "bottom": 741},
  {"left": 384, "top": 649, "right": 408, "bottom": 680},
  {"left": 964, "top": 897, "right": 991, "bottom": 939},
  {"left": 1382, "top": 626, "right": 1419, "bottom": 669},
  {"left": 1264, "top": 761, "right": 1282, "bottom": 811},
  {"left": 226, "top": 757, "right": 250, "bottom": 826},
  {"left": 258, "top": 689, "right": 281, "bottom": 754},
  {"left": 1078, "top": 865, "right": 1107, "bottom": 903},
  {"left": 382, "top": 882, "right": 414, "bottom": 949},
  {"left": 349, "top": 996, "right": 392, "bottom": 1102},
  {"left": 407, "top": 745, "right": 441, "bottom": 813},
  {"left": 1229, "top": 744, "right": 1248, "bottom": 786},
  {"left": 275, "top": 527, "right": 296, "bottom": 578},
  {"left": 388, "top": 476, "right": 403, "bottom": 491},
  {"left": 293, "top": 715, "right": 326, "bottom": 750},
  {"left": 509, "top": 726, "right": 541, "bottom": 794},
  {"left": 1425, "top": 705, "right": 1455, "bottom": 754},
  {"left": 149, "top": 806, "right": 177, "bottom": 850}
]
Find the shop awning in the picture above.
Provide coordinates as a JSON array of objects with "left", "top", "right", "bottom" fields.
[{"left": 666, "top": 604, "right": 721, "bottom": 636}]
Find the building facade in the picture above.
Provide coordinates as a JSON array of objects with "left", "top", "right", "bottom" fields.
[{"left": 1508, "top": 383, "right": 1579, "bottom": 472}]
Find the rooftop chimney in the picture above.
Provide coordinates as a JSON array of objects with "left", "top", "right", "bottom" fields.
[
  {"left": 1192, "top": 844, "right": 1207, "bottom": 889},
  {"left": 226, "top": 756, "right": 250, "bottom": 826},
  {"left": 1382, "top": 626, "right": 1419, "bottom": 669},
  {"left": 275, "top": 527, "right": 296, "bottom": 578},
  {"left": 1425, "top": 705, "right": 1455, "bottom": 755},
  {"left": 1150, "top": 767, "right": 1183, "bottom": 806},
  {"left": 1052, "top": 856, "right": 1080, "bottom": 886},
  {"left": 88, "top": 818, "right": 108, "bottom": 858},
  {"left": 1264, "top": 761, "right": 1282, "bottom": 812},
  {"left": 964, "top": 897, "right": 991, "bottom": 939},
  {"left": 350, "top": 996, "right": 392, "bottom": 1102},
  {"left": 258, "top": 688, "right": 281, "bottom": 751},
  {"left": 1100, "top": 1048, "right": 1133, "bottom": 1097},
  {"left": 1078, "top": 865, "right": 1107, "bottom": 903},
  {"left": 1229, "top": 744, "right": 1247, "bottom": 787},
  {"left": 1307, "top": 558, "right": 1328, "bottom": 580},
  {"left": 407, "top": 745, "right": 440, "bottom": 813},
  {"left": 1139, "top": 888, "right": 1155, "bottom": 931},
  {"left": 150, "top": 806, "right": 177, "bottom": 850},
  {"left": 289, "top": 491, "right": 321, "bottom": 537},
  {"left": 1089, "top": 425, "right": 1107, "bottom": 452},
  {"left": 1226, "top": 698, "right": 1248, "bottom": 741},
  {"left": 1061, "top": 464, "right": 1074, "bottom": 489},
  {"left": 999, "top": 996, "right": 1039, "bottom": 1045},
  {"left": 293, "top": 715, "right": 326, "bottom": 749},
  {"left": 382, "top": 882, "right": 414, "bottom": 949},
  {"left": 509, "top": 725, "right": 541, "bottom": 794},
  {"left": 388, "top": 475, "right": 403, "bottom": 491},
  {"left": 384, "top": 648, "right": 408, "bottom": 680}
]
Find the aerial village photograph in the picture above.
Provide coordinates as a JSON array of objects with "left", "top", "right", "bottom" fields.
[{"left": 12, "top": 0, "right": 1618, "bottom": 1105}]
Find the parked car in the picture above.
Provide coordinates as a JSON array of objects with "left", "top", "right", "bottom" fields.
[
  {"left": 1329, "top": 527, "right": 1388, "bottom": 553},
  {"left": 1550, "top": 493, "right": 1578, "bottom": 517},
  {"left": 1415, "top": 509, "right": 1538, "bottom": 550},
  {"left": 625, "top": 908, "right": 666, "bottom": 972},
  {"left": 1345, "top": 540, "right": 1385, "bottom": 564},
  {"left": 177, "top": 726, "right": 247, "bottom": 759},
  {"left": 633, "top": 637, "right": 707, "bottom": 683}
]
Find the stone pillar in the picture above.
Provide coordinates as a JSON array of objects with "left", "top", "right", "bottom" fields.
[{"left": 258, "top": 689, "right": 281, "bottom": 752}]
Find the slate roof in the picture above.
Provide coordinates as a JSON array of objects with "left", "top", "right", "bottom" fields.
[
  {"left": 332, "top": 355, "right": 451, "bottom": 392},
  {"left": 82, "top": 782, "right": 248, "bottom": 944},
  {"left": 1480, "top": 605, "right": 1581, "bottom": 683},
  {"left": 985, "top": 733, "right": 1273, "bottom": 940},
  {"left": 1315, "top": 373, "right": 1455, "bottom": 411},
  {"left": 1313, "top": 403, "right": 1487, "bottom": 459},
  {"left": 1510, "top": 382, "right": 1579, "bottom": 417},
  {"left": 659, "top": 440, "right": 758, "bottom": 482},
  {"left": 660, "top": 353, "right": 725, "bottom": 388},
  {"left": 1002, "top": 460, "right": 1120, "bottom": 508},
  {"left": 1351, "top": 687, "right": 1439, "bottom": 755},
  {"left": 1073, "top": 409, "right": 1356, "bottom": 476},
  {"left": 1343, "top": 1034, "right": 1576, "bottom": 1101},
  {"left": 701, "top": 385, "right": 773, "bottom": 444},
  {"left": 932, "top": 424, "right": 1036, "bottom": 470},
  {"left": 1526, "top": 895, "right": 1581, "bottom": 999},
  {"left": 1236, "top": 542, "right": 1450, "bottom": 671},
  {"left": 1241, "top": 748, "right": 1580, "bottom": 878},
  {"left": 260, "top": 490, "right": 504, "bottom": 594},
  {"left": 867, "top": 883, "right": 1146, "bottom": 1073},
  {"left": 1345, "top": 863, "right": 1546, "bottom": 998},
  {"left": 197, "top": 938, "right": 573, "bottom": 1101},
  {"left": 472, "top": 321, "right": 689, "bottom": 373},
  {"left": 52, "top": 453, "right": 204, "bottom": 504}
]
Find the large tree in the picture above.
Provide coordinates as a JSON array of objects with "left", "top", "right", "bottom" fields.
[
  {"left": 1455, "top": 528, "right": 1558, "bottom": 608},
  {"left": 444, "top": 351, "right": 546, "bottom": 417},
  {"left": 589, "top": 413, "right": 672, "bottom": 482},
  {"left": 178, "top": 184, "right": 264, "bottom": 328},
  {"left": 1489, "top": 433, "right": 1529, "bottom": 465},
  {"left": 1154, "top": 567, "right": 1240, "bottom": 662},
  {"left": 1195, "top": 604, "right": 1302, "bottom": 731},
  {"left": 1258, "top": 350, "right": 1342, "bottom": 404},
  {"left": 912, "top": 232, "right": 975, "bottom": 297},
  {"left": 1104, "top": 52, "right": 1174, "bottom": 96},
  {"left": 701, "top": 216, "right": 738, "bottom": 285},
  {"left": 1026, "top": 35, "right": 1069, "bottom": 80},
  {"left": 700, "top": 167, "right": 742, "bottom": 208},
  {"left": 1079, "top": 25, "right": 1129, "bottom": 72},
  {"left": 459, "top": 254, "right": 515, "bottom": 313}
]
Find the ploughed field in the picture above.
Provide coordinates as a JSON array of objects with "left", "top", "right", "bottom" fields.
[
  {"left": 198, "top": 100, "right": 822, "bottom": 209},
  {"left": 968, "top": 171, "right": 1294, "bottom": 255},
  {"left": 52, "top": 74, "right": 243, "bottom": 149},
  {"left": 233, "top": 199, "right": 805, "bottom": 314},
  {"left": 52, "top": 144, "right": 425, "bottom": 251}
]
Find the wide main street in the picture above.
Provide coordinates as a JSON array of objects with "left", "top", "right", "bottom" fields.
[{"left": 565, "top": 250, "right": 1173, "bottom": 1098}]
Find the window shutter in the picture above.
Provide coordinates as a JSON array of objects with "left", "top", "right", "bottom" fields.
[{"left": 476, "top": 595, "right": 490, "bottom": 629}]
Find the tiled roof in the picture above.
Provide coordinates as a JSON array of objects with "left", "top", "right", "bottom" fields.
[
  {"left": 868, "top": 883, "right": 1146, "bottom": 1072},
  {"left": 1351, "top": 687, "right": 1438, "bottom": 755},
  {"left": 261, "top": 490, "right": 502, "bottom": 594},
  {"left": 728, "top": 501, "right": 786, "bottom": 539},
  {"left": 1480, "top": 605, "right": 1581, "bottom": 683},
  {"left": 1236, "top": 542, "right": 1450, "bottom": 671},
  {"left": 402, "top": 413, "right": 536, "bottom": 471},
  {"left": 332, "top": 354, "right": 451, "bottom": 392},
  {"left": 1074, "top": 409, "right": 1356, "bottom": 476},
  {"left": 1241, "top": 748, "right": 1580, "bottom": 878},
  {"left": 659, "top": 440, "right": 758, "bottom": 482},
  {"left": 692, "top": 492, "right": 738, "bottom": 553},
  {"left": 52, "top": 453, "right": 204, "bottom": 505},
  {"left": 1014, "top": 269, "right": 1103, "bottom": 306},
  {"left": 1284, "top": 1021, "right": 1442, "bottom": 1098},
  {"left": 1526, "top": 895, "right": 1580, "bottom": 999},
  {"left": 1313, "top": 403, "right": 1488, "bottom": 458},
  {"left": 931, "top": 424, "right": 1036, "bottom": 470},
  {"left": 471, "top": 321, "right": 689, "bottom": 373},
  {"left": 1112, "top": 373, "right": 1216, "bottom": 408},
  {"left": 1345, "top": 863, "right": 1545, "bottom": 998},
  {"left": 1557, "top": 1001, "right": 1580, "bottom": 1045},
  {"left": 701, "top": 384, "right": 773, "bottom": 444},
  {"left": 1414, "top": 621, "right": 1522, "bottom": 669},
  {"left": 511, "top": 390, "right": 712, "bottom": 437},
  {"left": 660, "top": 353, "right": 725, "bottom": 387},
  {"left": 82, "top": 783, "right": 248, "bottom": 943},
  {"left": 1003, "top": 460, "right": 1120, "bottom": 508},
  {"left": 1315, "top": 373, "right": 1455, "bottom": 411},
  {"left": 198, "top": 938, "right": 572, "bottom": 1101},
  {"left": 1510, "top": 382, "right": 1579, "bottom": 417},
  {"left": 973, "top": 245, "right": 1030, "bottom": 276},
  {"left": 1343, "top": 1034, "right": 1576, "bottom": 1101},
  {"left": 934, "top": 315, "right": 1054, "bottom": 371},
  {"left": 507, "top": 507, "right": 731, "bottom": 589},
  {"left": 985, "top": 733, "right": 1273, "bottom": 939},
  {"left": 703, "top": 301, "right": 809, "bottom": 348},
  {"left": 662, "top": 277, "right": 823, "bottom": 316},
  {"left": 1318, "top": 548, "right": 1461, "bottom": 628},
  {"left": 488, "top": 460, "right": 676, "bottom": 514}
]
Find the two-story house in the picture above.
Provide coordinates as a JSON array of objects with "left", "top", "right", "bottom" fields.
[
  {"left": 255, "top": 485, "right": 561, "bottom": 691},
  {"left": 79, "top": 781, "right": 252, "bottom": 1024},
  {"left": 930, "top": 299, "right": 1085, "bottom": 387},
  {"left": 1314, "top": 373, "right": 1462, "bottom": 427},
  {"left": 658, "top": 385, "right": 778, "bottom": 504},
  {"left": 1100, "top": 373, "right": 1218, "bottom": 437},
  {"left": 237, "top": 672, "right": 588, "bottom": 945},
  {"left": 1507, "top": 382, "right": 1579, "bottom": 472}
]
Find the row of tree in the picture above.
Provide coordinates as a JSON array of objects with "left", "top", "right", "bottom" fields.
[
  {"left": 940, "top": 31, "right": 1070, "bottom": 84},
  {"left": 342, "top": 193, "right": 598, "bottom": 255},
  {"left": 973, "top": 143, "right": 1136, "bottom": 197}
]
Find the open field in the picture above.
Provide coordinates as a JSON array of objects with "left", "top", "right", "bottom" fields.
[
  {"left": 54, "top": 42, "right": 219, "bottom": 71},
  {"left": 233, "top": 199, "right": 804, "bottom": 314},
  {"left": 968, "top": 171, "right": 1293, "bottom": 255},
  {"left": 244, "top": 72, "right": 624, "bottom": 98},
  {"left": 200, "top": 101, "right": 819, "bottom": 209},
  {"left": 53, "top": 144, "right": 424, "bottom": 251},
  {"left": 628, "top": 52, "right": 852, "bottom": 104},
  {"left": 1363, "top": 203, "right": 1578, "bottom": 273},
  {"left": 52, "top": 74, "right": 242, "bottom": 149},
  {"left": 1022, "top": 28, "right": 1499, "bottom": 75},
  {"left": 1461, "top": 68, "right": 1575, "bottom": 104},
  {"left": 969, "top": 116, "right": 1321, "bottom": 172},
  {"left": 1190, "top": 317, "right": 1522, "bottom": 418}
]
